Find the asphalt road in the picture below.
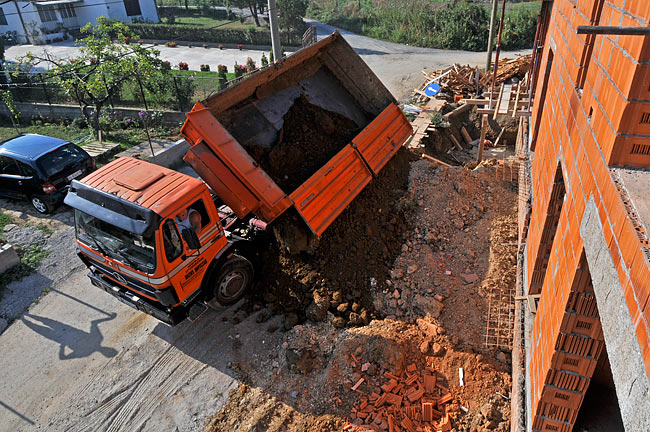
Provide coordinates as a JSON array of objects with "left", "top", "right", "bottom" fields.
[{"left": 306, "top": 19, "right": 531, "bottom": 100}]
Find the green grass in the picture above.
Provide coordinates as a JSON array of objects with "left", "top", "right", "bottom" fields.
[
  {"left": 0, "top": 212, "right": 12, "bottom": 231},
  {"left": 0, "top": 123, "right": 90, "bottom": 144},
  {"left": 0, "top": 244, "right": 50, "bottom": 295},
  {"left": 173, "top": 16, "right": 258, "bottom": 30}
]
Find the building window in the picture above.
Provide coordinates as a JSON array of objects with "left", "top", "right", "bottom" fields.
[
  {"left": 0, "top": 8, "right": 7, "bottom": 26},
  {"left": 59, "top": 4, "right": 77, "bottom": 19},
  {"left": 37, "top": 5, "right": 58, "bottom": 22},
  {"left": 123, "top": 0, "right": 142, "bottom": 16}
]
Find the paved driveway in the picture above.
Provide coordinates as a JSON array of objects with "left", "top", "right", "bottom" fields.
[{"left": 6, "top": 41, "right": 269, "bottom": 74}]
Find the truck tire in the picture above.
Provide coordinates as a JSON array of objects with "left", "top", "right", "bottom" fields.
[{"left": 211, "top": 254, "right": 253, "bottom": 306}]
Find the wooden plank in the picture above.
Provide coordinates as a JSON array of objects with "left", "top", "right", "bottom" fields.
[
  {"left": 421, "top": 153, "right": 453, "bottom": 168},
  {"left": 512, "top": 84, "right": 522, "bottom": 118},
  {"left": 498, "top": 84, "right": 513, "bottom": 115},
  {"left": 477, "top": 114, "right": 488, "bottom": 162},
  {"left": 461, "top": 127, "right": 472, "bottom": 143},
  {"left": 450, "top": 134, "right": 463, "bottom": 150}
]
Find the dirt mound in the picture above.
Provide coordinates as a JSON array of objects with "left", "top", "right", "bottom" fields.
[
  {"left": 249, "top": 94, "right": 361, "bottom": 192},
  {"left": 374, "top": 160, "right": 517, "bottom": 351},
  {"left": 249, "top": 148, "right": 415, "bottom": 327}
]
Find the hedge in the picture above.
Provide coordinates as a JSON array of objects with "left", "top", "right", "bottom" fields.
[{"left": 127, "top": 23, "right": 303, "bottom": 46}]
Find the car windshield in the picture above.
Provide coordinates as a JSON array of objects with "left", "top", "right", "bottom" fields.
[
  {"left": 75, "top": 209, "right": 156, "bottom": 273},
  {"left": 36, "top": 144, "right": 86, "bottom": 177}
]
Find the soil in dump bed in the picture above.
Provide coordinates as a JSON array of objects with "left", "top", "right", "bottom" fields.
[
  {"left": 249, "top": 148, "right": 415, "bottom": 326},
  {"left": 253, "top": 94, "right": 361, "bottom": 192}
]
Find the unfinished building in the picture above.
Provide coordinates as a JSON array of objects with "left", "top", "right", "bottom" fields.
[{"left": 517, "top": 0, "right": 650, "bottom": 431}]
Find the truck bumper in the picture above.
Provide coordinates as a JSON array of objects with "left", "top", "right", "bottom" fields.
[{"left": 87, "top": 270, "right": 186, "bottom": 325}]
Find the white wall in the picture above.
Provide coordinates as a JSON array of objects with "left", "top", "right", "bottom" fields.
[
  {"left": 108, "top": 0, "right": 159, "bottom": 24},
  {"left": 75, "top": 0, "right": 110, "bottom": 27},
  {"left": 0, "top": 0, "right": 159, "bottom": 46},
  {"left": 0, "top": 2, "right": 30, "bottom": 44}
]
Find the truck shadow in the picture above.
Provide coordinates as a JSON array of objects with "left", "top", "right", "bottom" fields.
[{"left": 22, "top": 312, "right": 118, "bottom": 360}]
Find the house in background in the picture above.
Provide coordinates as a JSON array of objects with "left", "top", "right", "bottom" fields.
[{"left": 0, "top": 0, "right": 159, "bottom": 45}]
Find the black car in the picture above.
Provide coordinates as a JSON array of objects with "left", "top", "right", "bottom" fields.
[{"left": 0, "top": 134, "right": 95, "bottom": 213}]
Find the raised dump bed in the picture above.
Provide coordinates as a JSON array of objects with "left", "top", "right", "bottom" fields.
[{"left": 180, "top": 31, "right": 412, "bottom": 237}]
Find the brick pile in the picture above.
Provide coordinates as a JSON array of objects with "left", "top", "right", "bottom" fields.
[{"left": 337, "top": 358, "right": 459, "bottom": 432}]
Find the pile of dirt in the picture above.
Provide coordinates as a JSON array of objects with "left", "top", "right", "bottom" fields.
[
  {"left": 374, "top": 160, "right": 517, "bottom": 351},
  {"left": 209, "top": 318, "right": 511, "bottom": 432},
  {"left": 249, "top": 148, "right": 415, "bottom": 328},
  {"left": 248, "top": 94, "right": 361, "bottom": 192}
]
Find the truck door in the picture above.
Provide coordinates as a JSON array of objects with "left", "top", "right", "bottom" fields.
[{"left": 161, "top": 199, "right": 214, "bottom": 300}]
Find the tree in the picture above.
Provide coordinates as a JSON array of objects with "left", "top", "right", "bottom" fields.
[
  {"left": 232, "top": 0, "right": 265, "bottom": 27},
  {"left": 277, "top": 0, "right": 307, "bottom": 35},
  {"left": 1, "top": 90, "right": 20, "bottom": 132},
  {"left": 24, "top": 17, "right": 168, "bottom": 142}
]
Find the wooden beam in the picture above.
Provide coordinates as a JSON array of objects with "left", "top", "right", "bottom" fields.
[
  {"left": 477, "top": 114, "right": 488, "bottom": 162},
  {"left": 492, "top": 84, "right": 505, "bottom": 120},
  {"left": 421, "top": 153, "right": 453, "bottom": 168},
  {"left": 512, "top": 85, "right": 522, "bottom": 118},
  {"left": 577, "top": 25, "right": 650, "bottom": 35},
  {"left": 450, "top": 134, "right": 463, "bottom": 150}
]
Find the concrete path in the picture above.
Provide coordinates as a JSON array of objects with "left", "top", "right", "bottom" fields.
[
  {"left": 6, "top": 40, "right": 269, "bottom": 75},
  {"left": 0, "top": 262, "right": 281, "bottom": 432}
]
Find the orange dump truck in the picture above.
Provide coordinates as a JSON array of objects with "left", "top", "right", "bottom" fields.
[{"left": 64, "top": 32, "right": 412, "bottom": 324}]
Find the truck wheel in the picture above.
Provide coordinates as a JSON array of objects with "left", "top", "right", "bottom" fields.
[{"left": 212, "top": 255, "right": 253, "bottom": 306}]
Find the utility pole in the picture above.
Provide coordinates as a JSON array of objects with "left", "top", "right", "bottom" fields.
[
  {"left": 485, "top": 0, "right": 499, "bottom": 73},
  {"left": 267, "top": 0, "right": 282, "bottom": 63}
]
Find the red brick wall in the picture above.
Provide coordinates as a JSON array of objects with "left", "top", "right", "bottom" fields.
[{"left": 526, "top": 1, "right": 650, "bottom": 430}]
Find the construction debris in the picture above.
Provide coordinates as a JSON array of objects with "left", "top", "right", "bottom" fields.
[{"left": 412, "top": 55, "right": 532, "bottom": 102}]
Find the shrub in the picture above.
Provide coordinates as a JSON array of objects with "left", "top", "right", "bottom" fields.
[
  {"left": 234, "top": 62, "right": 247, "bottom": 78},
  {"left": 200, "top": 64, "right": 210, "bottom": 72},
  {"left": 162, "top": 60, "right": 172, "bottom": 71},
  {"left": 261, "top": 53, "right": 268, "bottom": 67},
  {"left": 501, "top": 7, "right": 538, "bottom": 50},
  {"left": 246, "top": 57, "right": 256, "bottom": 72},
  {"left": 166, "top": 15, "right": 176, "bottom": 24},
  {"left": 71, "top": 117, "right": 88, "bottom": 129},
  {"left": 217, "top": 64, "right": 228, "bottom": 78},
  {"left": 165, "top": 41, "right": 177, "bottom": 47},
  {"left": 178, "top": 61, "right": 189, "bottom": 70},
  {"left": 238, "top": 44, "right": 244, "bottom": 50}
]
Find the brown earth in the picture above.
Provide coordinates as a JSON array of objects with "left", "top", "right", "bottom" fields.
[
  {"left": 248, "top": 148, "right": 415, "bottom": 328},
  {"left": 205, "top": 132, "right": 518, "bottom": 432},
  {"left": 248, "top": 95, "right": 361, "bottom": 192}
]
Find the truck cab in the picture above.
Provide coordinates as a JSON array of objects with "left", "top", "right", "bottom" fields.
[{"left": 65, "top": 157, "right": 258, "bottom": 324}]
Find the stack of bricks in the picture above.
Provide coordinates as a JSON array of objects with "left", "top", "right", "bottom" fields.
[
  {"left": 344, "top": 359, "right": 456, "bottom": 432},
  {"left": 531, "top": 256, "right": 605, "bottom": 432}
]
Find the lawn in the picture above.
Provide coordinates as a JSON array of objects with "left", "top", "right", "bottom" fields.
[
  {"left": 0, "top": 123, "right": 90, "bottom": 144},
  {"left": 173, "top": 15, "right": 258, "bottom": 30},
  {"left": 0, "top": 122, "right": 181, "bottom": 149}
]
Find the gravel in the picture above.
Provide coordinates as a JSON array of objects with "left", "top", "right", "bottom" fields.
[{"left": 0, "top": 224, "right": 83, "bottom": 322}]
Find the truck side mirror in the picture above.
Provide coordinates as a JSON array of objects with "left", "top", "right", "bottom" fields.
[{"left": 181, "top": 228, "right": 201, "bottom": 250}]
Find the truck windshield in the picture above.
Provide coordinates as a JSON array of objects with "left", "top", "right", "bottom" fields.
[{"left": 74, "top": 209, "right": 156, "bottom": 273}]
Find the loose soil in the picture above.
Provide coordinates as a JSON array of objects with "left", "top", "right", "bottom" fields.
[
  {"left": 207, "top": 136, "right": 518, "bottom": 432},
  {"left": 248, "top": 148, "right": 414, "bottom": 328},
  {"left": 248, "top": 95, "right": 361, "bottom": 192}
]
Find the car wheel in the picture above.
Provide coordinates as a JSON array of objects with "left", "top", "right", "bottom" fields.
[
  {"left": 31, "top": 196, "right": 51, "bottom": 214},
  {"left": 211, "top": 255, "right": 253, "bottom": 306}
]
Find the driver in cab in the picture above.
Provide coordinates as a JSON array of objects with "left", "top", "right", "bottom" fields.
[{"left": 175, "top": 207, "right": 202, "bottom": 236}]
